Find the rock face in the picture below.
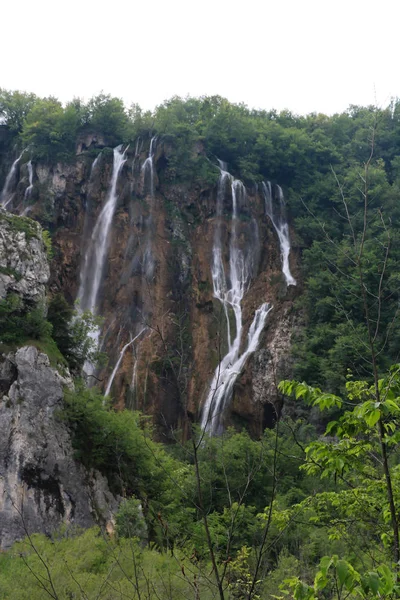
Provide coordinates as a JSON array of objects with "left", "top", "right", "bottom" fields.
[
  {"left": 0, "top": 142, "right": 300, "bottom": 438},
  {"left": 0, "top": 346, "right": 117, "bottom": 549},
  {"left": 0, "top": 211, "right": 49, "bottom": 305}
]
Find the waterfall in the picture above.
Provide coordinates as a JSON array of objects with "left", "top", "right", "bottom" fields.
[
  {"left": 262, "top": 182, "right": 296, "bottom": 286},
  {"left": 77, "top": 145, "right": 127, "bottom": 314},
  {"left": 105, "top": 328, "right": 146, "bottom": 396},
  {"left": 0, "top": 150, "right": 26, "bottom": 208},
  {"left": 201, "top": 165, "right": 272, "bottom": 435},
  {"left": 132, "top": 137, "right": 143, "bottom": 173},
  {"left": 140, "top": 136, "right": 156, "bottom": 279},
  {"left": 24, "top": 160, "right": 34, "bottom": 200},
  {"left": 77, "top": 153, "right": 102, "bottom": 308},
  {"left": 90, "top": 153, "right": 102, "bottom": 177},
  {"left": 141, "top": 136, "right": 156, "bottom": 197},
  {"left": 77, "top": 146, "right": 127, "bottom": 379}
]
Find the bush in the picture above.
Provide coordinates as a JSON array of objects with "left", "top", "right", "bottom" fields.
[
  {"left": 116, "top": 497, "right": 147, "bottom": 540},
  {"left": 0, "top": 294, "right": 52, "bottom": 345},
  {"left": 47, "top": 294, "right": 103, "bottom": 372}
]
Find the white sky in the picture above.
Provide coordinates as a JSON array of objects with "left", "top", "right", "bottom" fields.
[{"left": 1, "top": 0, "right": 399, "bottom": 115}]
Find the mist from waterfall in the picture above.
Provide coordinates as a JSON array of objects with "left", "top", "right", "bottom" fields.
[
  {"left": 201, "top": 164, "right": 272, "bottom": 435},
  {"left": 262, "top": 182, "right": 296, "bottom": 286},
  {"left": 0, "top": 150, "right": 26, "bottom": 208}
]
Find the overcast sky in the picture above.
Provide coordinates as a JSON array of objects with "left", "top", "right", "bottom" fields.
[{"left": 2, "top": 0, "right": 399, "bottom": 115}]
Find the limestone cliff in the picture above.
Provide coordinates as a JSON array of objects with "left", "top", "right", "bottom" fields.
[
  {"left": 0, "top": 139, "right": 300, "bottom": 438},
  {"left": 0, "top": 211, "right": 117, "bottom": 549},
  {"left": 0, "top": 210, "right": 49, "bottom": 305},
  {"left": 0, "top": 346, "right": 116, "bottom": 549}
]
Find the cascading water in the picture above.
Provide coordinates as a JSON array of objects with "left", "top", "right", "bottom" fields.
[
  {"left": 105, "top": 328, "right": 146, "bottom": 396},
  {"left": 132, "top": 138, "right": 143, "bottom": 173},
  {"left": 0, "top": 150, "right": 26, "bottom": 208},
  {"left": 262, "top": 182, "right": 296, "bottom": 286},
  {"left": 141, "top": 136, "right": 156, "bottom": 198},
  {"left": 200, "top": 164, "right": 272, "bottom": 435},
  {"left": 78, "top": 153, "right": 102, "bottom": 297},
  {"left": 24, "top": 160, "right": 34, "bottom": 200},
  {"left": 77, "top": 145, "right": 128, "bottom": 314},
  {"left": 140, "top": 136, "right": 157, "bottom": 279},
  {"left": 90, "top": 153, "right": 101, "bottom": 177},
  {"left": 76, "top": 145, "right": 127, "bottom": 378}
]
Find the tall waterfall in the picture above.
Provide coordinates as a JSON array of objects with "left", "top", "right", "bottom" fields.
[
  {"left": 141, "top": 136, "right": 156, "bottom": 198},
  {"left": 140, "top": 136, "right": 156, "bottom": 279},
  {"left": 262, "top": 182, "right": 296, "bottom": 286},
  {"left": 24, "top": 160, "right": 34, "bottom": 200},
  {"left": 201, "top": 165, "right": 272, "bottom": 435},
  {"left": 0, "top": 150, "right": 26, "bottom": 208},
  {"left": 77, "top": 145, "right": 127, "bottom": 314}
]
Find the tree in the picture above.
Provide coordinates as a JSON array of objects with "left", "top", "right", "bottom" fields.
[
  {"left": 47, "top": 294, "right": 104, "bottom": 373},
  {"left": 85, "top": 93, "right": 131, "bottom": 143},
  {"left": 21, "top": 97, "right": 80, "bottom": 160},
  {"left": 0, "top": 88, "right": 38, "bottom": 132},
  {"left": 279, "top": 366, "right": 400, "bottom": 597}
]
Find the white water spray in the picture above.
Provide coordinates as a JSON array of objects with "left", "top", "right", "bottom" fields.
[
  {"left": 201, "top": 165, "right": 272, "bottom": 435},
  {"left": 90, "top": 153, "right": 101, "bottom": 177},
  {"left": 0, "top": 150, "right": 26, "bottom": 208},
  {"left": 141, "top": 136, "right": 156, "bottom": 197},
  {"left": 77, "top": 145, "right": 128, "bottom": 314},
  {"left": 140, "top": 136, "right": 156, "bottom": 278},
  {"left": 105, "top": 328, "right": 146, "bottom": 396},
  {"left": 24, "top": 160, "right": 34, "bottom": 200},
  {"left": 77, "top": 146, "right": 127, "bottom": 379},
  {"left": 262, "top": 182, "right": 296, "bottom": 286}
]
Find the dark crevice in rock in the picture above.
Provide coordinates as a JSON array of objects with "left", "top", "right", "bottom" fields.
[{"left": 21, "top": 465, "right": 65, "bottom": 516}]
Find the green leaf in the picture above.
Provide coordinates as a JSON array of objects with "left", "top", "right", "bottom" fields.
[
  {"left": 336, "top": 559, "right": 349, "bottom": 586},
  {"left": 365, "top": 571, "right": 380, "bottom": 595},
  {"left": 365, "top": 408, "right": 380, "bottom": 427}
]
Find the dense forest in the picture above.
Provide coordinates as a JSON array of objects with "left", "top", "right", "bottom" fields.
[{"left": 2, "top": 88, "right": 400, "bottom": 598}]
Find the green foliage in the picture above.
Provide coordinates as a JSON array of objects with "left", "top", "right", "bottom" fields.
[
  {"left": 62, "top": 385, "right": 187, "bottom": 542},
  {"left": 226, "top": 545, "right": 261, "bottom": 599},
  {"left": 281, "top": 556, "right": 399, "bottom": 599},
  {"left": 47, "top": 295, "right": 104, "bottom": 372},
  {"left": 279, "top": 368, "right": 400, "bottom": 595},
  {"left": 21, "top": 97, "right": 80, "bottom": 160},
  {"left": 0, "top": 210, "right": 41, "bottom": 241},
  {"left": 115, "top": 497, "right": 147, "bottom": 540},
  {"left": 0, "top": 294, "right": 52, "bottom": 345},
  {"left": 0, "top": 528, "right": 220, "bottom": 600},
  {"left": 41, "top": 229, "right": 53, "bottom": 259},
  {"left": 0, "top": 265, "right": 22, "bottom": 280},
  {"left": 84, "top": 93, "right": 132, "bottom": 143},
  {"left": 0, "top": 88, "right": 37, "bottom": 132}
]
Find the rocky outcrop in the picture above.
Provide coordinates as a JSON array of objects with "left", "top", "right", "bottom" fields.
[
  {"left": 0, "top": 346, "right": 118, "bottom": 549},
  {"left": 0, "top": 210, "right": 49, "bottom": 305}
]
